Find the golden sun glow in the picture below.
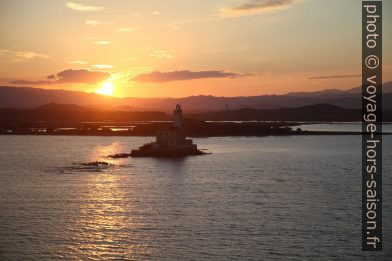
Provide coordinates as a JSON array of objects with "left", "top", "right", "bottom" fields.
[{"left": 96, "top": 82, "right": 114, "bottom": 96}]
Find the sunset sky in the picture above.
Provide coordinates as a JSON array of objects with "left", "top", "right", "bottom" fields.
[{"left": 0, "top": 0, "right": 391, "bottom": 98}]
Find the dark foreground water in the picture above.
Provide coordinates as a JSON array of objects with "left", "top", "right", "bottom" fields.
[{"left": 0, "top": 135, "right": 391, "bottom": 260}]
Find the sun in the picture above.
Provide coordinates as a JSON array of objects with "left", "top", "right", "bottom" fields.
[{"left": 96, "top": 81, "right": 114, "bottom": 96}]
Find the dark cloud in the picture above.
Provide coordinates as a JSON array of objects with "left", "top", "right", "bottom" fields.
[
  {"left": 132, "top": 70, "right": 252, "bottom": 83},
  {"left": 222, "top": 0, "right": 296, "bottom": 16},
  {"left": 55, "top": 69, "right": 109, "bottom": 83},
  {"left": 11, "top": 69, "right": 110, "bottom": 85},
  {"left": 308, "top": 74, "right": 361, "bottom": 80}
]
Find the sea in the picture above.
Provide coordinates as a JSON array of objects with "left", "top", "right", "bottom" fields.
[
  {"left": 0, "top": 129, "right": 391, "bottom": 260},
  {"left": 296, "top": 122, "right": 392, "bottom": 133}
]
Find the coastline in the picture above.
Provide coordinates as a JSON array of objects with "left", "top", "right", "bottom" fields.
[
  {"left": 2, "top": 121, "right": 390, "bottom": 137},
  {"left": 1, "top": 130, "right": 390, "bottom": 137}
]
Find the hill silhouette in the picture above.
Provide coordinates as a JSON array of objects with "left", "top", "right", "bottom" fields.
[
  {"left": 0, "top": 104, "right": 168, "bottom": 126},
  {"left": 188, "top": 104, "right": 370, "bottom": 122},
  {"left": 1, "top": 82, "right": 392, "bottom": 112}
]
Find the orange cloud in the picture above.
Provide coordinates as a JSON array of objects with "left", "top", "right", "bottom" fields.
[
  {"left": 11, "top": 69, "right": 110, "bottom": 85},
  {"left": 221, "top": 0, "right": 298, "bottom": 16},
  {"left": 92, "top": 64, "right": 114, "bottom": 69},
  {"left": 132, "top": 70, "right": 252, "bottom": 82},
  {"left": 66, "top": 2, "right": 104, "bottom": 12}
]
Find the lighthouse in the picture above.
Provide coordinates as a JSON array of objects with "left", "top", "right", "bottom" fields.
[
  {"left": 131, "top": 104, "right": 205, "bottom": 157},
  {"left": 173, "top": 104, "right": 183, "bottom": 128}
]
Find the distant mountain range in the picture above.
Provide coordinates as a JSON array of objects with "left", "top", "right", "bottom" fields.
[
  {"left": 1, "top": 82, "right": 391, "bottom": 112},
  {"left": 0, "top": 104, "right": 168, "bottom": 127},
  {"left": 189, "top": 103, "right": 390, "bottom": 122}
]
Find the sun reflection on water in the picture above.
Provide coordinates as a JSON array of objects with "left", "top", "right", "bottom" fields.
[
  {"left": 89, "top": 142, "right": 120, "bottom": 161},
  {"left": 69, "top": 142, "right": 151, "bottom": 259}
]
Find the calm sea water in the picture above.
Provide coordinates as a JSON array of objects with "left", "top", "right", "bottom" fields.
[
  {"left": 297, "top": 122, "right": 392, "bottom": 133},
  {"left": 0, "top": 135, "right": 391, "bottom": 260}
]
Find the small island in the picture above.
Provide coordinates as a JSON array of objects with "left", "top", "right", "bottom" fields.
[{"left": 131, "top": 104, "right": 206, "bottom": 157}]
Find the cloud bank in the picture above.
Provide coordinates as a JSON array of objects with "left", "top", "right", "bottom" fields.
[
  {"left": 132, "top": 70, "right": 251, "bottom": 83},
  {"left": 221, "top": 0, "right": 297, "bottom": 16},
  {"left": 11, "top": 69, "right": 110, "bottom": 85}
]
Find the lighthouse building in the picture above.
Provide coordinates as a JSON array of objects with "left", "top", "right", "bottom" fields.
[
  {"left": 130, "top": 104, "right": 203, "bottom": 157},
  {"left": 155, "top": 104, "right": 193, "bottom": 148}
]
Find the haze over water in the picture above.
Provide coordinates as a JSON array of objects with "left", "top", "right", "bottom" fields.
[{"left": 0, "top": 135, "right": 391, "bottom": 260}]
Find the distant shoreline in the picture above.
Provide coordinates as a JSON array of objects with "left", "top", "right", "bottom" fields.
[
  {"left": 2, "top": 120, "right": 391, "bottom": 137},
  {"left": 1, "top": 130, "right": 390, "bottom": 137}
]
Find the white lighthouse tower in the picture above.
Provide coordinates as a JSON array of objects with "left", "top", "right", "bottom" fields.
[
  {"left": 173, "top": 104, "right": 183, "bottom": 128},
  {"left": 131, "top": 104, "right": 204, "bottom": 156}
]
